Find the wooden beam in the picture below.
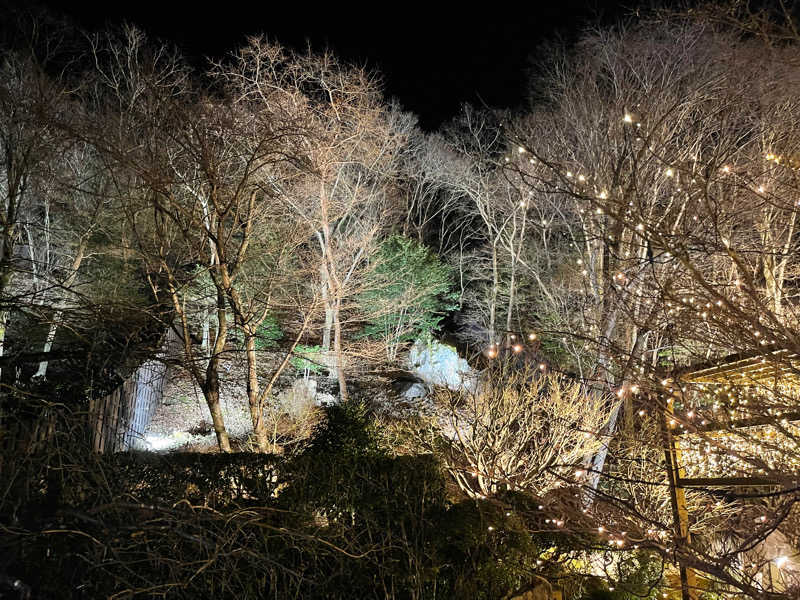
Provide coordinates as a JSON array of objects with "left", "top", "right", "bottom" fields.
[
  {"left": 677, "top": 348, "right": 799, "bottom": 384},
  {"left": 678, "top": 477, "right": 782, "bottom": 488},
  {"left": 662, "top": 397, "right": 699, "bottom": 600},
  {"left": 672, "top": 411, "right": 800, "bottom": 436}
]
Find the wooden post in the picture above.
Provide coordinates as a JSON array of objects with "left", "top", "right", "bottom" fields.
[{"left": 662, "top": 393, "right": 698, "bottom": 600}]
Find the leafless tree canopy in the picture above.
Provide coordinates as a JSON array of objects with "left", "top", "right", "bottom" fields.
[{"left": 3, "top": 4, "right": 800, "bottom": 599}]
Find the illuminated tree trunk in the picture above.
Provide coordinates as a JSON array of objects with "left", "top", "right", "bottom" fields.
[
  {"left": 35, "top": 239, "right": 88, "bottom": 379},
  {"left": 244, "top": 328, "right": 269, "bottom": 452}
]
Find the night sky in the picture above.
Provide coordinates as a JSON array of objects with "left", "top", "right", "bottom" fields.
[{"left": 30, "top": 1, "right": 649, "bottom": 130}]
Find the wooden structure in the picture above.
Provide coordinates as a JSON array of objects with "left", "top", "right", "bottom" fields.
[
  {"left": 88, "top": 360, "right": 166, "bottom": 452},
  {"left": 663, "top": 348, "right": 800, "bottom": 600}
]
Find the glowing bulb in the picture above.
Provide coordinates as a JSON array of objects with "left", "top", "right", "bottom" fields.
[
  {"left": 666, "top": 168, "right": 674, "bottom": 177},
  {"left": 774, "top": 556, "right": 789, "bottom": 569}
]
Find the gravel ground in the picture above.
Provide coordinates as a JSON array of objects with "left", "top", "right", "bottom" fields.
[
  {"left": 136, "top": 352, "right": 446, "bottom": 452},
  {"left": 137, "top": 359, "right": 256, "bottom": 452}
]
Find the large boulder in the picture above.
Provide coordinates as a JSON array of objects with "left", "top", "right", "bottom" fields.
[{"left": 407, "top": 339, "right": 476, "bottom": 392}]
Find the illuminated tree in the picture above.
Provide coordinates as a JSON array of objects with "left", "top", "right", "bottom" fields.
[
  {"left": 431, "top": 367, "right": 609, "bottom": 499},
  {"left": 500, "top": 13, "right": 800, "bottom": 599}
]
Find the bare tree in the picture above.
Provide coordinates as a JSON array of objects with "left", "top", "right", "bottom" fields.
[
  {"left": 0, "top": 50, "right": 66, "bottom": 380},
  {"left": 430, "top": 367, "right": 609, "bottom": 499},
  {"left": 232, "top": 41, "right": 411, "bottom": 397},
  {"left": 499, "top": 14, "right": 800, "bottom": 598}
]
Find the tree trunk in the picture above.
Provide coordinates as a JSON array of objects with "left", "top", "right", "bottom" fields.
[
  {"left": 203, "top": 379, "right": 231, "bottom": 452},
  {"left": 319, "top": 261, "right": 338, "bottom": 380},
  {"left": 0, "top": 310, "right": 7, "bottom": 383},
  {"left": 244, "top": 330, "right": 269, "bottom": 452},
  {"left": 36, "top": 239, "right": 88, "bottom": 379},
  {"left": 489, "top": 242, "right": 498, "bottom": 345},
  {"left": 506, "top": 254, "right": 516, "bottom": 347},
  {"left": 333, "top": 303, "right": 348, "bottom": 402},
  {"left": 168, "top": 278, "right": 232, "bottom": 453},
  {"left": 34, "top": 316, "right": 58, "bottom": 378}
]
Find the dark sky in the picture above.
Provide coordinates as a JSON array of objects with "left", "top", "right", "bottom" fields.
[{"left": 33, "top": 1, "right": 649, "bottom": 130}]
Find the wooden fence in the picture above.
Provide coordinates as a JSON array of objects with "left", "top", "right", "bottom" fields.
[{"left": 88, "top": 360, "right": 166, "bottom": 453}]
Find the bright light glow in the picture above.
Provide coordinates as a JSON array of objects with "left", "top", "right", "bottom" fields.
[
  {"left": 774, "top": 556, "right": 789, "bottom": 569},
  {"left": 623, "top": 114, "right": 633, "bottom": 123},
  {"left": 145, "top": 434, "right": 174, "bottom": 451}
]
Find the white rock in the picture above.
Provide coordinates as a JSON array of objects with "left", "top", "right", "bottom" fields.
[
  {"left": 315, "top": 392, "right": 338, "bottom": 406},
  {"left": 400, "top": 382, "right": 428, "bottom": 400},
  {"left": 408, "top": 339, "right": 476, "bottom": 392}
]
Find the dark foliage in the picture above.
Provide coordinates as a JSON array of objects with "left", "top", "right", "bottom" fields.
[{"left": 0, "top": 401, "right": 586, "bottom": 599}]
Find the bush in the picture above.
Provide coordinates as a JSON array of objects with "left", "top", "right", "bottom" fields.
[{"left": 3, "top": 402, "right": 595, "bottom": 600}]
